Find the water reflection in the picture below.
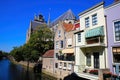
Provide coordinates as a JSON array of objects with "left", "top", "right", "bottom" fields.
[{"left": 0, "top": 59, "right": 54, "bottom": 80}]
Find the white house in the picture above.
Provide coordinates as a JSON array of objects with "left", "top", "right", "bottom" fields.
[{"left": 74, "top": 2, "right": 109, "bottom": 80}]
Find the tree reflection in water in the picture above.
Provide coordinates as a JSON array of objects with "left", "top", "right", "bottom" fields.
[{"left": 0, "top": 59, "right": 57, "bottom": 80}]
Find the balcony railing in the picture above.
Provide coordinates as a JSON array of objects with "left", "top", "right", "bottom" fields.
[
  {"left": 57, "top": 55, "right": 75, "bottom": 61},
  {"left": 86, "top": 37, "right": 104, "bottom": 46},
  {"left": 75, "top": 65, "right": 112, "bottom": 80},
  {"left": 86, "top": 37, "right": 104, "bottom": 45}
]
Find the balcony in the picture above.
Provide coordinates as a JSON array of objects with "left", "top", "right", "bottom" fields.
[
  {"left": 85, "top": 37, "right": 105, "bottom": 47},
  {"left": 86, "top": 37, "right": 104, "bottom": 44},
  {"left": 58, "top": 54, "right": 74, "bottom": 61},
  {"left": 59, "top": 61, "right": 74, "bottom": 71},
  {"left": 74, "top": 65, "right": 111, "bottom": 80},
  {"left": 84, "top": 26, "right": 105, "bottom": 47}
]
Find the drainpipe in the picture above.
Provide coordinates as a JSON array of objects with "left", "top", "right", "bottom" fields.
[
  {"left": 74, "top": 32, "right": 77, "bottom": 72},
  {"left": 104, "top": 15, "right": 108, "bottom": 69}
]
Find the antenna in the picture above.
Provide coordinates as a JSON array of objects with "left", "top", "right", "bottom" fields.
[{"left": 47, "top": 8, "right": 51, "bottom": 27}]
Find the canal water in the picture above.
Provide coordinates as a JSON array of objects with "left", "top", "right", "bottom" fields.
[{"left": 0, "top": 59, "right": 57, "bottom": 80}]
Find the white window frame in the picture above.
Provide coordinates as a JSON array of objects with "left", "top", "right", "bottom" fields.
[
  {"left": 112, "top": 47, "right": 120, "bottom": 63},
  {"left": 56, "top": 41, "right": 59, "bottom": 49},
  {"left": 59, "top": 62, "right": 62, "bottom": 69},
  {"left": 86, "top": 53, "right": 91, "bottom": 66},
  {"left": 63, "top": 63, "right": 67, "bottom": 69},
  {"left": 78, "top": 33, "right": 81, "bottom": 42},
  {"left": 92, "top": 14, "right": 97, "bottom": 26},
  {"left": 68, "top": 63, "right": 72, "bottom": 70},
  {"left": 85, "top": 17, "right": 90, "bottom": 28},
  {"left": 113, "top": 20, "right": 120, "bottom": 43}
]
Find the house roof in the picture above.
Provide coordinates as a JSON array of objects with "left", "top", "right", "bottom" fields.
[
  {"left": 79, "top": 2, "right": 104, "bottom": 16},
  {"left": 73, "top": 21, "right": 80, "bottom": 30},
  {"left": 43, "top": 50, "right": 54, "bottom": 58},
  {"left": 50, "top": 9, "right": 76, "bottom": 27},
  {"left": 63, "top": 22, "right": 74, "bottom": 32},
  {"left": 31, "top": 21, "right": 46, "bottom": 30},
  {"left": 105, "top": 0, "right": 120, "bottom": 9}
]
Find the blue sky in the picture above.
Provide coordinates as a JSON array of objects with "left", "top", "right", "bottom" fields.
[{"left": 0, "top": 0, "right": 114, "bottom": 52}]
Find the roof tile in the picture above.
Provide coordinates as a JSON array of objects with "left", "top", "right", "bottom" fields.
[
  {"left": 63, "top": 22, "right": 74, "bottom": 32},
  {"left": 43, "top": 50, "right": 54, "bottom": 58}
]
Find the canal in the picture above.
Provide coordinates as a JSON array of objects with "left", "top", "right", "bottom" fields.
[{"left": 0, "top": 59, "right": 57, "bottom": 80}]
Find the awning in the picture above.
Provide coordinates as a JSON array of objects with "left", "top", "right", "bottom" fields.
[
  {"left": 85, "top": 26, "right": 104, "bottom": 38},
  {"left": 62, "top": 48, "right": 74, "bottom": 54}
]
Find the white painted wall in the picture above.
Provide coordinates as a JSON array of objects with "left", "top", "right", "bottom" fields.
[
  {"left": 80, "top": 6, "right": 106, "bottom": 30},
  {"left": 76, "top": 32, "right": 85, "bottom": 46},
  {"left": 75, "top": 46, "right": 80, "bottom": 65}
]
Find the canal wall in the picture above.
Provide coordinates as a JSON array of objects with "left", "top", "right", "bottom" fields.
[
  {"left": 8, "top": 55, "right": 35, "bottom": 68},
  {"left": 42, "top": 69, "right": 59, "bottom": 79},
  {"left": 18, "top": 61, "right": 35, "bottom": 68},
  {"left": 9, "top": 56, "right": 58, "bottom": 79}
]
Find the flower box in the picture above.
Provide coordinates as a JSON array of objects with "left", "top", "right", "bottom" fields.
[{"left": 89, "top": 69, "right": 98, "bottom": 75}]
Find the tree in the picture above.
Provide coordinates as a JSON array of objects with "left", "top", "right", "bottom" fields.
[
  {"left": 10, "top": 25, "right": 54, "bottom": 72},
  {"left": 10, "top": 47, "right": 24, "bottom": 62},
  {"left": 28, "top": 26, "right": 54, "bottom": 56},
  {"left": 10, "top": 26, "right": 54, "bottom": 62}
]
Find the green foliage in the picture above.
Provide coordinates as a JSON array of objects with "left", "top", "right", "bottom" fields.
[
  {"left": 10, "top": 26, "right": 54, "bottom": 62},
  {"left": 0, "top": 50, "right": 9, "bottom": 59},
  {"left": 30, "top": 50, "right": 39, "bottom": 62},
  {"left": 10, "top": 47, "right": 24, "bottom": 62},
  {"left": 28, "top": 26, "right": 54, "bottom": 55}
]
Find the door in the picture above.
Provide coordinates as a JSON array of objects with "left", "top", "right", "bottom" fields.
[{"left": 93, "top": 52, "right": 99, "bottom": 68}]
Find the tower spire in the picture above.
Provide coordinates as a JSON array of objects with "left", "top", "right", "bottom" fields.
[
  {"left": 47, "top": 8, "right": 51, "bottom": 27},
  {"left": 34, "top": 13, "right": 37, "bottom": 21}
]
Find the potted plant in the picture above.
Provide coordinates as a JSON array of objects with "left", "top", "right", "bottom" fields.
[
  {"left": 103, "top": 72, "right": 112, "bottom": 78},
  {"left": 89, "top": 69, "right": 98, "bottom": 75}
]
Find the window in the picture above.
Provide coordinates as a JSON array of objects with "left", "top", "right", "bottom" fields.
[
  {"left": 64, "top": 63, "right": 67, "bottom": 67},
  {"left": 58, "top": 30, "right": 61, "bottom": 37},
  {"left": 78, "top": 33, "right": 81, "bottom": 42},
  {"left": 93, "top": 52, "right": 99, "bottom": 68},
  {"left": 59, "top": 62, "right": 62, "bottom": 69},
  {"left": 114, "top": 21, "right": 120, "bottom": 42},
  {"left": 86, "top": 53, "right": 91, "bottom": 66},
  {"left": 68, "top": 63, "right": 72, "bottom": 70},
  {"left": 56, "top": 53, "right": 58, "bottom": 58},
  {"left": 56, "top": 41, "right": 59, "bottom": 49},
  {"left": 92, "top": 14, "right": 97, "bottom": 26},
  {"left": 60, "top": 40, "right": 63, "bottom": 48},
  {"left": 55, "top": 63, "right": 58, "bottom": 68},
  {"left": 63, "top": 63, "right": 67, "bottom": 69},
  {"left": 85, "top": 17, "right": 90, "bottom": 28},
  {"left": 113, "top": 47, "right": 120, "bottom": 63}
]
